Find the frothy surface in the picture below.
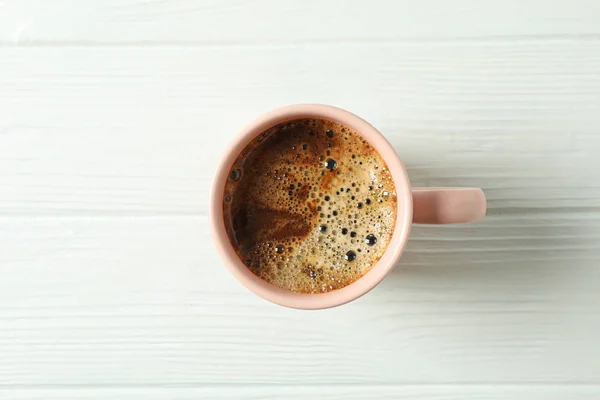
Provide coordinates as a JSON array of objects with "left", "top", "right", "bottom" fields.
[{"left": 223, "top": 119, "right": 397, "bottom": 293}]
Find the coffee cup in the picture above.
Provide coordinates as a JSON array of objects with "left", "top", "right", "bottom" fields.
[{"left": 210, "top": 104, "right": 486, "bottom": 309}]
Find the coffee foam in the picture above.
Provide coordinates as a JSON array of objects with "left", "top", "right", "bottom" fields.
[{"left": 223, "top": 119, "right": 397, "bottom": 294}]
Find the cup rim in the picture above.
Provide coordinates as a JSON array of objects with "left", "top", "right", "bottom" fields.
[{"left": 209, "top": 104, "right": 412, "bottom": 309}]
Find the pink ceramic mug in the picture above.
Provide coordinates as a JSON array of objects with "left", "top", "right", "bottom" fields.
[{"left": 210, "top": 104, "right": 486, "bottom": 309}]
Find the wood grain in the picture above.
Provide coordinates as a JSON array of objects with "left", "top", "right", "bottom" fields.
[
  {"left": 3, "top": 386, "right": 600, "bottom": 400},
  {"left": 0, "top": 217, "right": 599, "bottom": 387},
  {"left": 1, "top": 0, "right": 599, "bottom": 398},
  {"left": 1, "top": 0, "right": 600, "bottom": 44},
  {"left": 1, "top": 41, "right": 598, "bottom": 215}
]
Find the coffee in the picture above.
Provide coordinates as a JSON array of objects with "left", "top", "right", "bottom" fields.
[{"left": 223, "top": 119, "right": 397, "bottom": 293}]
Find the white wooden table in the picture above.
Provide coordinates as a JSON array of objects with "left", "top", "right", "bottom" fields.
[{"left": 1, "top": 1, "right": 600, "bottom": 399}]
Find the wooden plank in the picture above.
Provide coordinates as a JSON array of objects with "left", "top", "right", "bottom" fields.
[
  {"left": 0, "top": 217, "right": 599, "bottom": 385},
  {"left": 3, "top": 385, "right": 600, "bottom": 400},
  {"left": 1, "top": 0, "right": 600, "bottom": 44},
  {"left": 1, "top": 42, "right": 599, "bottom": 215},
  {"left": 1, "top": 0, "right": 598, "bottom": 396}
]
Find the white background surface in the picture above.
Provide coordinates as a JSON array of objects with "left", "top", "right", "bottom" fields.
[{"left": 1, "top": 1, "right": 600, "bottom": 399}]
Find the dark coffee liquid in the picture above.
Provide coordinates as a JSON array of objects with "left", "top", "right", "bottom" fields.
[{"left": 223, "top": 119, "right": 397, "bottom": 293}]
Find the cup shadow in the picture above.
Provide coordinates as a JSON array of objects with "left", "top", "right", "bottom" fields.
[{"left": 377, "top": 151, "right": 595, "bottom": 318}]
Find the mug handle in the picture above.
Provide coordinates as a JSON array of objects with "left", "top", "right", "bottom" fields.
[{"left": 412, "top": 188, "right": 486, "bottom": 224}]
